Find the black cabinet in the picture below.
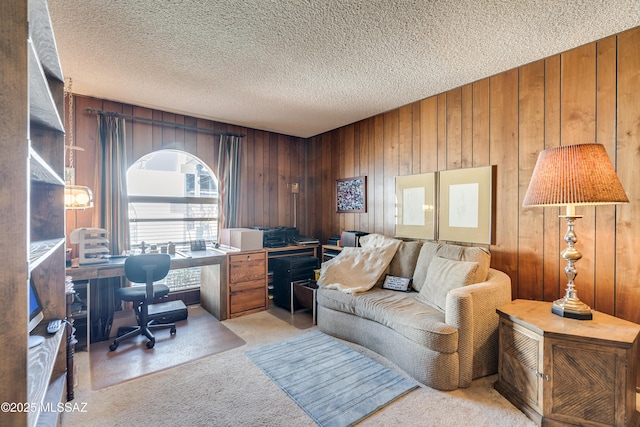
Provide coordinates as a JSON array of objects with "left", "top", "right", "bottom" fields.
[{"left": 271, "top": 256, "right": 318, "bottom": 310}]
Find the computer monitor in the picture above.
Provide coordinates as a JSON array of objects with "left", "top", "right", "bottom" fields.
[{"left": 28, "top": 280, "right": 44, "bottom": 334}]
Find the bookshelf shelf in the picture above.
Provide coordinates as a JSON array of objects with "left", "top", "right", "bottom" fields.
[{"left": 1, "top": 1, "right": 67, "bottom": 425}]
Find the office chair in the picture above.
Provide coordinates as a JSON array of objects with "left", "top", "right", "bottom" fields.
[{"left": 109, "top": 253, "right": 176, "bottom": 351}]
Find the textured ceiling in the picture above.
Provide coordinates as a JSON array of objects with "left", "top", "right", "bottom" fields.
[{"left": 48, "top": 0, "right": 640, "bottom": 138}]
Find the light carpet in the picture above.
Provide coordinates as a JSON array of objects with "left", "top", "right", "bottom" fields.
[
  {"left": 268, "top": 304, "right": 315, "bottom": 330},
  {"left": 246, "top": 330, "right": 418, "bottom": 426},
  {"left": 89, "top": 305, "right": 245, "bottom": 390},
  {"left": 63, "top": 309, "right": 535, "bottom": 426}
]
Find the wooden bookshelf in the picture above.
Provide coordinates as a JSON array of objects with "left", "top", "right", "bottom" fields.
[{"left": 1, "top": 1, "right": 67, "bottom": 425}]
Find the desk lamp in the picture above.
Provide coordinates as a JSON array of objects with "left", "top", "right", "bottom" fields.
[{"left": 522, "top": 143, "right": 628, "bottom": 320}]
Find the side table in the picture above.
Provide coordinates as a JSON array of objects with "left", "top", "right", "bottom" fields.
[
  {"left": 290, "top": 279, "right": 318, "bottom": 324},
  {"left": 495, "top": 299, "right": 640, "bottom": 426}
]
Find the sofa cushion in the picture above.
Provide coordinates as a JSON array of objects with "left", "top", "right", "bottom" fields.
[
  {"left": 317, "top": 286, "right": 357, "bottom": 314},
  {"left": 317, "top": 287, "right": 458, "bottom": 353},
  {"left": 436, "top": 244, "right": 490, "bottom": 283},
  {"left": 412, "top": 241, "right": 440, "bottom": 292},
  {"left": 416, "top": 256, "right": 479, "bottom": 311},
  {"left": 388, "top": 240, "right": 423, "bottom": 279}
]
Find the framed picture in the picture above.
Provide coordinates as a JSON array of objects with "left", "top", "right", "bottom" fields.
[
  {"left": 438, "top": 166, "right": 496, "bottom": 244},
  {"left": 336, "top": 176, "right": 367, "bottom": 213},
  {"left": 395, "top": 172, "right": 436, "bottom": 239}
]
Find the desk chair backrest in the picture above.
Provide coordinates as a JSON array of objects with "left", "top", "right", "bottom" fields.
[{"left": 125, "top": 254, "right": 171, "bottom": 284}]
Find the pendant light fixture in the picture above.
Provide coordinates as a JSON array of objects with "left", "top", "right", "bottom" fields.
[{"left": 64, "top": 78, "right": 93, "bottom": 209}]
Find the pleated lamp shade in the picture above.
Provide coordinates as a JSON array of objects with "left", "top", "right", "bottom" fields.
[{"left": 523, "top": 143, "right": 628, "bottom": 209}]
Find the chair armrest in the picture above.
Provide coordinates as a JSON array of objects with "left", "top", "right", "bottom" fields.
[{"left": 444, "top": 268, "right": 512, "bottom": 387}]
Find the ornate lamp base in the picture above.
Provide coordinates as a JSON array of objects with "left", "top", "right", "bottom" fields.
[
  {"left": 551, "top": 296, "right": 593, "bottom": 320},
  {"left": 552, "top": 212, "right": 593, "bottom": 320}
]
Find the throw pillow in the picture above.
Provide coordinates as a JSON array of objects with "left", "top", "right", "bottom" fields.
[
  {"left": 411, "top": 241, "right": 440, "bottom": 292},
  {"left": 382, "top": 275, "right": 412, "bottom": 292},
  {"left": 436, "top": 244, "right": 491, "bottom": 283},
  {"left": 416, "top": 256, "right": 479, "bottom": 311},
  {"left": 388, "top": 241, "right": 423, "bottom": 279}
]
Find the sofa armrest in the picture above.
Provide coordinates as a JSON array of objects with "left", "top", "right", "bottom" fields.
[{"left": 444, "top": 268, "right": 512, "bottom": 387}]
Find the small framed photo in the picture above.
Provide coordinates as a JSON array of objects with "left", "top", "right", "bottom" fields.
[
  {"left": 336, "top": 176, "right": 367, "bottom": 213},
  {"left": 382, "top": 275, "right": 412, "bottom": 292}
]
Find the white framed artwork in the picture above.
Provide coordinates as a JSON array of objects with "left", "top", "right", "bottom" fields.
[
  {"left": 438, "top": 166, "right": 495, "bottom": 244},
  {"left": 395, "top": 172, "right": 436, "bottom": 240}
]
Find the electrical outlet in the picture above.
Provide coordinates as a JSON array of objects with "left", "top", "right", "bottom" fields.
[{"left": 291, "top": 182, "right": 299, "bottom": 194}]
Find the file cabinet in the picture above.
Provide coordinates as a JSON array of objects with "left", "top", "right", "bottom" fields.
[
  {"left": 271, "top": 256, "right": 319, "bottom": 311},
  {"left": 226, "top": 250, "right": 268, "bottom": 318}
]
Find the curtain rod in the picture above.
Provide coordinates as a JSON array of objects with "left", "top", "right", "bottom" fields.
[{"left": 84, "top": 107, "right": 245, "bottom": 138}]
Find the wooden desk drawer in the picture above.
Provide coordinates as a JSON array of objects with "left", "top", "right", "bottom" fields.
[
  {"left": 228, "top": 253, "right": 266, "bottom": 283},
  {"left": 230, "top": 282, "right": 266, "bottom": 315},
  {"left": 229, "top": 278, "right": 265, "bottom": 292}
]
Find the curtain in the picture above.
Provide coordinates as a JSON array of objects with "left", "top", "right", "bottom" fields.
[
  {"left": 217, "top": 134, "right": 242, "bottom": 231},
  {"left": 94, "top": 113, "right": 129, "bottom": 254},
  {"left": 91, "top": 113, "right": 129, "bottom": 342}
]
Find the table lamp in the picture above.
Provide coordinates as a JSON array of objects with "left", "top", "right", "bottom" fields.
[{"left": 522, "top": 143, "right": 628, "bottom": 320}]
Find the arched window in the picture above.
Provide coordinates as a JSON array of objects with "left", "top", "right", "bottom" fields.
[
  {"left": 127, "top": 149, "right": 218, "bottom": 246},
  {"left": 127, "top": 149, "right": 217, "bottom": 292}
]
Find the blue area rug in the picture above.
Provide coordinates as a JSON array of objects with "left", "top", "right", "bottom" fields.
[{"left": 245, "top": 331, "right": 419, "bottom": 427}]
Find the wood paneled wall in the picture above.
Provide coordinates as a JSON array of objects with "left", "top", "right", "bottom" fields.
[
  {"left": 69, "top": 27, "right": 640, "bottom": 329},
  {"left": 67, "top": 95, "right": 309, "bottom": 252},
  {"left": 67, "top": 27, "right": 639, "bottom": 386},
  {"left": 307, "top": 27, "right": 640, "bottom": 326}
]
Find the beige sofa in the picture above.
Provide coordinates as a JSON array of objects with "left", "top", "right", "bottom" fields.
[{"left": 316, "top": 237, "right": 512, "bottom": 391}]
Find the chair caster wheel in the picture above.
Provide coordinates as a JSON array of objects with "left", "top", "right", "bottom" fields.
[
  {"left": 146, "top": 339, "right": 155, "bottom": 349},
  {"left": 109, "top": 342, "right": 118, "bottom": 351},
  {"left": 170, "top": 327, "right": 176, "bottom": 335}
]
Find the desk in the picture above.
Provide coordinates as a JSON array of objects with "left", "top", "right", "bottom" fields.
[
  {"left": 66, "top": 250, "right": 227, "bottom": 280},
  {"left": 66, "top": 250, "right": 228, "bottom": 345},
  {"left": 266, "top": 244, "right": 319, "bottom": 259},
  {"left": 321, "top": 244, "right": 343, "bottom": 262}
]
